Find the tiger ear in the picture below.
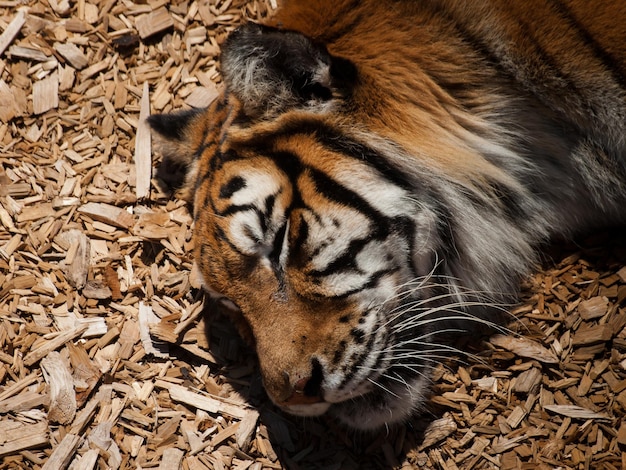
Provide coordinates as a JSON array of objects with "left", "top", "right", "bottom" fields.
[
  {"left": 220, "top": 23, "right": 356, "bottom": 117},
  {"left": 148, "top": 108, "right": 205, "bottom": 195}
]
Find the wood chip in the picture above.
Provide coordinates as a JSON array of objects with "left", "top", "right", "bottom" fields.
[
  {"left": 135, "top": 7, "right": 174, "bottom": 39},
  {"left": 419, "top": 414, "right": 457, "bottom": 450},
  {"left": 513, "top": 367, "right": 543, "bottom": 394},
  {"left": 78, "top": 202, "right": 136, "bottom": 229},
  {"left": 134, "top": 81, "right": 152, "bottom": 200},
  {"left": 24, "top": 324, "right": 88, "bottom": 366},
  {"left": 56, "top": 229, "right": 90, "bottom": 289},
  {"left": 156, "top": 380, "right": 249, "bottom": 420},
  {"left": 490, "top": 334, "right": 559, "bottom": 363},
  {"left": 159, "top": 448, "right": 184, "bottom": 469},
  {"left": 54, "top": 42, "right": 89, "bottom": 69},
  {"left": 236, "top": 410, "right": 260, "bottom": 452},
  {"left": 139, "top": 301, "right": 169, "bottom": 358},
  {"left": 41, "top": 433, "right": 81, "bottom": 470},
  {"left": 543, "top": 405, "right": 611, "bottom": 421},
  {"left": 0, "top": 420, "right": 48, "bottom": 457},
  {"left": 41, "top": 351, "right": 76, "bottom": 424},
  {"left": 572, "top": 323, "right": 614, "bottom": 346},
  {"left": 0, "top": 9, "right": 26, "bottom": 56},
  {"left": 577, "top": 296, "right": 609, "bottom": 320}
]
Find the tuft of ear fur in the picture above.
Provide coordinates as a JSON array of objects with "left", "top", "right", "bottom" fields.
[
  {"left": 220, "top": 23, "right": 356, "bottom": 117},
  {"left": 148, "top": 108, "right": 205, "bottom": 194}
]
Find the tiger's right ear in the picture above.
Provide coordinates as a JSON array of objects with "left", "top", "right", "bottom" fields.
[
  {"left": 148, "top": 108, "right": 205, "bottom": 196},
  {"left": 220, "top": 23, "right": 357, "bottom": 118}
]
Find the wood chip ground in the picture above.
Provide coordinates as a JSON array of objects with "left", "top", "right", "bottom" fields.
[{"left": 1, "top": 1, "right": 625, "bottom": 468}]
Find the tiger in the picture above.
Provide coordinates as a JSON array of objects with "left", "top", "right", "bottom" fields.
[{"left": 148, "top": 0, "right": 626, "bottom": 430}]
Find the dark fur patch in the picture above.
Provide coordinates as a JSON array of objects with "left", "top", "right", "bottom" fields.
[
  {"left": 155, "top": 154, "right": 189, "bottom": 191},
  {"left": 147, "top": 108, "right": 204, "bottom": 141},
  {"left": 221, "top": 23, "right": 357, "bottom": 115}
]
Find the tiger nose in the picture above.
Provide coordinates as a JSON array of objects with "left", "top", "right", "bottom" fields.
[{"left": 281, "top": 360, "right": 324, "bottom": 406}]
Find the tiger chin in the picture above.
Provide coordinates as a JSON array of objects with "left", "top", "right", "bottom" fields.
[{"left": 149, "top": 0, "right": 626, "bottom": 430}]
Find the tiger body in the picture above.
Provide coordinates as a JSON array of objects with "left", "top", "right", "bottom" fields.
[{"left": 150, "top": 0, "right": 626, "bottom": 429}]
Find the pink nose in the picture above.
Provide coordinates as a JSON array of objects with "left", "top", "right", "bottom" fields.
[{"left": 280, "top": 376, "right": 324, "bottom": 406}]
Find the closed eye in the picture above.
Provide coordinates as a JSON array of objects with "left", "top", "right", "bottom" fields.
[{"left": 268, "top": 222, "right": 289, "bottom": 270}]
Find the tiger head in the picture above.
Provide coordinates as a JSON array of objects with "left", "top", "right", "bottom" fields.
[{"left": 150, "top": 22, "right": 539, "bottom": 429}]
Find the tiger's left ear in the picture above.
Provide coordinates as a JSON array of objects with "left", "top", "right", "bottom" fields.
[
  {"left": 220, "top": 23, "right": 357, "bottom": 118},
  {"left": 147, "top": 108, "right": 206, "bottom": 198}
]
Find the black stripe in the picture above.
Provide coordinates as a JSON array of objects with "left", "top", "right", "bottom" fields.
[
  {"left": 269, "top": 222, "right": 288, "bottom": 270},
  {"left": 487, "top": 180, "right": 527, "bottom": 221},
  {"left": 195, "top": 148, "right": 247, "bottom": 192},
  {"left": 291, "top": 217, "right": 309, "bottom": 259},
  {"left": 313, "top": 268, "right": 399, "bottom": 300},
  {"left": 259, "top": 194, "right": 276, "bottom": 234},
  {"left": 319, "top": 0, "right": 364, "bottom": 44},
  {"left": 338, "top": 322, "right": 380, "bottom": 388},
  {"left": 513, "top": 16, "right": 584, "bottom": 100},
  {"left": 548, "top": 0, "right": 626, "bottom": 87},
  {"left": 208, "top": 226, "right": 256, "bottom": 276},
  {"left": 219, "top": 175, "right": 246, "bottom": 199},
  {"left": 332, "top": 340, "right": 347, "bottom": 365},
  {"left": 239, "top": 119, "right": 415, "bottom": 191},
  {"left": 218, "top": 203, "right": 256, "bottom": 217},
  {"left": 424, "top": 2, "right": 511, "bottom": 79},
  {"left": 308, "top": 167, "right": 386, "bottom": 221},
  {"left": 311, "top": 127, "right": 416, "bottom": 192}
]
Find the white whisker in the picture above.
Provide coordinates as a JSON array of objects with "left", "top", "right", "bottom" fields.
[{"left": 366, "top": 377, "right": 400, "bottom": 398}]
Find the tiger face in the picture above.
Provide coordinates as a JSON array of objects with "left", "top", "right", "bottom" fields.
[{"left": 150, "top": 0, "right": 626, "bottom": 429}]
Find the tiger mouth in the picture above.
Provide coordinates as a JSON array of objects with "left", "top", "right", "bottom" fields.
[
  {"left": 275, "top": 336, "right": 403, "bottom": 420},
  {"left": 278, "top": 372, "right": 430, "bottom": 431}
]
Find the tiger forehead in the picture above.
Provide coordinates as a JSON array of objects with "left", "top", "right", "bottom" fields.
[{"left": 223, "top": 124, "right": 390, "bottom": 180}]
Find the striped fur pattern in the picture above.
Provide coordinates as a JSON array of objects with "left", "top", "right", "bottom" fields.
[{"left": 150, "top": 0, "right": 626, "bottom": 429}]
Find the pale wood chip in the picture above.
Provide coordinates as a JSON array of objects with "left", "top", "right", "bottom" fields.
[
  {"left": 184, "top": 85, "right": 220, "bottom": 108},
  {"left": 78, "top": 202, "right": 136, "bottom": 229},
  {"left": 490, "top": 334, "right": 559, "bottom": 363},
  {"left": 134, "top": 81, "right": 152, "bottom": 200},
  {"left": 55, "top": 229, "right": 90, "bottom": 289},
  {"left": 0, "top": 390, "right": 47, "bottom": 414},
  {"left": 69, "top": 449, "right": 99, "bottom": 470},
  {"left": 159, "top": 448, "right": 184, "bottom": 470},
  {"left": 24, "top": 324, "right": 88, "bottom": 367},
  {"left": 0, "top": 420, "right": 48, "bottom": 457},
  {"left": 543, "top": 405, "right": 611, "bottom": 420},
  {"left": 41, "top": 351, "right": 76, "bottom": 425},
  {"left": 135, "top": 7, "right": 174, "bottom": 39},
  {"left": 236, "top": 410, "right": 260, "bottom": 452},
  {"left": 41, "top": 433, "right": 82, "bottom": 470},
  {"left": 0, "top": 9, "right": 27, "bottom": 56},
  {"left": 419, "top": 414, "right": 457, "bottom": 450},
  {"left": 8, "top": 45, "right": 49, "bottom": 61},
  {"left": 54, "top": 42, "right": 88, "bottom": 69},
  {"left": 577, "top": 296, "right": 609, "bottom": 320},
  {"left": 0, "top": 79, "right": 19, "bottom": 121},
  {"left": 139, "top": 301, "right": 169, "bottom": 358},
  {"left": 48, "top": 0, "right": 70, "bottom": 15},
  {"left": 155, "top": 380, "right": 249, "bottom": 420}
]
